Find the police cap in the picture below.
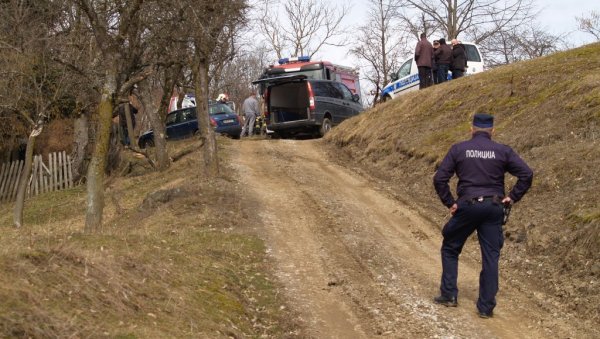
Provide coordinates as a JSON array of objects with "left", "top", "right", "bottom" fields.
[{"left": 473, "top": 113, "right": 494, "bottom": 128}]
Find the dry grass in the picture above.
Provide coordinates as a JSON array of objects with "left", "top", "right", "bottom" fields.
[
  {"left": 326, "top": 43, "right": 600, "bottom": 322},
  {"left": 0, "top": 138, "right": 296, "bottom": 338}
]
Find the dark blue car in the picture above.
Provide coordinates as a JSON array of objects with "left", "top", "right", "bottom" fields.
[{"left": 138, "top": 103, "right": 242, "bottom": 148}]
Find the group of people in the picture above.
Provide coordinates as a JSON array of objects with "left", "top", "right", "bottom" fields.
[{"left": 415, "top": 33, "right": 468, "bottom": 89}]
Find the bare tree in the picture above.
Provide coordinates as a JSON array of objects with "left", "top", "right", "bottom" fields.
[
  {"left": 207, "top": 28, "right": 240, "bottom": 100},
  {"left": 257, "top": 0, "right": 349, "bottom": 58},
  {"left": 514, "top": 23, "right": 564, "bottom": 59},
  {"left": 0, "top": 0, "right": 77, "bottom": 228},
  {"left": 136, "top": 65, "right": 181, "bottom": 171},
  {"left": 478, "top": 20, "right": 564, "bottom": 66},
  {"left": 71, "top": 0, "right": 148, "bottom": 232},
  {"left": 213, "top": 43, "right": 270, "bottom": 108},
  {"left": 351, "top": 0, "right": 408, "bottom": 104},
  {"left": 403, "top": 0, "right": 536, "bottom": 43},
  {"left": 129, "top": 0, "right": 195, "bottom": 171},
  {"left": 402, "top": 11, "right": 442, "bottom": 41},
  {"left": 175, "top": 0, "right": 248, "bottom": 177},
  {"left": 576, "top": 11, "right": 600, "bottom": 41}
]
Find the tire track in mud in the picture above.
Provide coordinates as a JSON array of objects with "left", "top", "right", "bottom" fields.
[{"left": 230, "top": 138, "right": 588, "bottom": 338}]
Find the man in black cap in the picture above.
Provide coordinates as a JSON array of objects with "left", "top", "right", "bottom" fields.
[{"left": 432, "top": 113, "right": 533, "bottom": 318}]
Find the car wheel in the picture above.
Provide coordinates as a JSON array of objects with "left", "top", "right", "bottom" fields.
[
  {"left": 382, "top": 95, "right": 391, "bottom": 103},
  {"left": 319, "top": 117, "right": 332, "bottom": 137},
  {"left": 146, "top": 139, "right": 155, "bottom": 147}
]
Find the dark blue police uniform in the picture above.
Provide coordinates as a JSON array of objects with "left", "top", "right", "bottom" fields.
[{"left": 433, "top": 113, "right": 533, "bottom": 316}]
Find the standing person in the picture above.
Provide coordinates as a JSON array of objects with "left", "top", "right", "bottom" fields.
[
  {"left": 432, "top": 113, "right": 533, "bottom": 318},
  {"left": 451, "top": 39, "right": 468, "bottom": 79},
  {"left": 434, "top": 38, "right": 452, "bottom": 83},
  {"left": 240, "top": 91, "right": 259, "bottom": 138},
  {"left": 414, "top": 33, "right": 434, "bottom": 89}
]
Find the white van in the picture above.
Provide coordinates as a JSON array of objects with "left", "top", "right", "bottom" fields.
[{"left": 380, "top": 42, "right": 484, "bottom": 101}]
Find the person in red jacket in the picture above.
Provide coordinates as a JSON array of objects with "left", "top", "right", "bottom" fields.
[{"left": 414, "top": 33, "right": 434, "bottom": 89}]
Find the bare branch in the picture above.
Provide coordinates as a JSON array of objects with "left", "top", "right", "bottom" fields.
[
  {"left": 576, "top": 11, "right": 600, "bottom": 41},
  {"left": 256, "top": 0, "right": 349, "bottom": 58}
]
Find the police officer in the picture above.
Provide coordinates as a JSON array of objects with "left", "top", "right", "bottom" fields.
[{"left": 432, "top": 113, "right": 533, "bottom": 318}]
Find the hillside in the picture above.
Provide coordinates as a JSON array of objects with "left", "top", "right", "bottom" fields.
[
  {"left": 325, "top": 43, "right": 600, "bottom": 323},
  {"left": 1, "top": 44, "right": 598, "bottom": 338},
  {"left": 0, "top": 140, "right": 300, "bottom": 338}
]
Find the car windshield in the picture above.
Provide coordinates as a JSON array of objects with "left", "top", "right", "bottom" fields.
[
  {"left": 397, "top": 58, "right": 413, "bottom": 78},
  {"left": 209, "top": 103, "right": 234, "bottom": 115}
]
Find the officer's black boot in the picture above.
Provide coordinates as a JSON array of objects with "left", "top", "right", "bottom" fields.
[
  {"left": 433, "top": 295, "right": 458, "bottom": 307},
  {"left": 477, "top": 309, "right": 493, "bottom": 318}
]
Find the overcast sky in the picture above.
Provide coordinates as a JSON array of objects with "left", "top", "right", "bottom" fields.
[{"left": 313, "top": 0, "right": 599, "bottom": 67}]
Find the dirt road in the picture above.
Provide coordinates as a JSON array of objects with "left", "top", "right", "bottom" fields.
[{"left": 230, "top": 138, "right": 590, "bottom": 338}]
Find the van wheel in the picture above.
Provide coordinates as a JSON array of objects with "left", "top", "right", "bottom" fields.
[{"left": 319, "top": 118, "right": 332, "bottom": 137}]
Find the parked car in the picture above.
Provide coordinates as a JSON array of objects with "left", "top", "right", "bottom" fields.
[
  {"left": 380, "top": 42, "right": 484, "bottom": 101},
  {"left": 138, "top": 102, "right": 241, "bottom": 148},
  {"left": 254, "top": 75, "right": 363, "bottom": 138}
]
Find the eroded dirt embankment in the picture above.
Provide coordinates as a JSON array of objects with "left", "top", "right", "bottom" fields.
[{"left": 230, "top": 138, "right": 597, "bottom": 338}]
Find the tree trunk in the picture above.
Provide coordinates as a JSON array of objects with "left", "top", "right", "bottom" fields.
[
  {"left": 124, "top": 103, "right": 136, "bottom": 148},
  {"left": 147, "top": 107, "right": 170, "bottom": 171},
  {"left": 71, "top": 113, "right": 90, "bottom": 182},
  {"left": 85, "top": 70, "right": 117, "bottom": 233},
  {"left": 13, "top": 126, "right": 43, "bottom": 228},
  {"left": 139, "top": 77, "right": 170, "bottom": 171},
  {"left": 194, "top": 59, "right": 219, "bottom": 177}
]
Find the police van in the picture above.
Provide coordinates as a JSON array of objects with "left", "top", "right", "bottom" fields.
[{"left": 380, "top": 42, "right": 484, "bottom": 101}]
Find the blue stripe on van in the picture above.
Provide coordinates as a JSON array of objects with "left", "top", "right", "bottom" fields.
[{"left": 381, "top": 73, "right": 419, "bottom": 98}]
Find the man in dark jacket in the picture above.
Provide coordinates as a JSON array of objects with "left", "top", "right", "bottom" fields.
[
  {"left": 451, "top": 39, "right": 468, "bottom": 79},
  {"left": 432, "top": 113, "right": 533, "bottom": 319},
  {"left": 434, "top": 38, "right": 452, "bottom": 83},
  {"left": 414, "top": 33, "right": 434, "bottom": 89}
]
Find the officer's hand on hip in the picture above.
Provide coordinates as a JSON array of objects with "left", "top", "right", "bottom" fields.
[
  {"left": 502, "top": 197, "right": 513, "bottom": 206},
  {"left": 449, "top": 203, "right": 458, "bottom": 215}
]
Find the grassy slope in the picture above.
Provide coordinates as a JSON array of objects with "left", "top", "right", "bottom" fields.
[
  {"left": 0, "top": 139, "right": 297, "bottom": 338},
  {"left": 326, "top": 43, "right": 600, "bottom": 322}
]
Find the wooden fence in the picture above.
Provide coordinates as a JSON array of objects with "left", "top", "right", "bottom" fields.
[{"left": 0, "top": 151, "right": 73, "bottom": 203}]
